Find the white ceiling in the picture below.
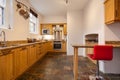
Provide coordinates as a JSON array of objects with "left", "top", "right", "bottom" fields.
[{"left": 28, "top": 0, "right": 89, "bottom": 17}]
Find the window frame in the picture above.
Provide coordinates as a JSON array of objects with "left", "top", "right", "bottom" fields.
[
  {"left": 29, "top": 11, "right": 38, "bottom": 34},
  {"left": 0, "top": 0, "right": 13, "bottom": 30},
  {"left": 0, "top": 0, "right": 6, "bottom": 27}
]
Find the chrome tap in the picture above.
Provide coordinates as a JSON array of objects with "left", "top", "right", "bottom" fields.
[{"left": 0, "top": 30, "right": 7, "bottom": 47}]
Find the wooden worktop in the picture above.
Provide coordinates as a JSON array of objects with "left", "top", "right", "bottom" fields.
[{"left": 72, "top": 44, "right": 120, "bottom": 48}]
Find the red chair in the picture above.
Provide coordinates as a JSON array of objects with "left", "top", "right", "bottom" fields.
[{"left": 88, "top": 45, "right": 113, "bottom": 80}]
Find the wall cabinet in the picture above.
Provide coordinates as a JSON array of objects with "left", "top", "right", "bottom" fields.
[
  {"left": 40, "top": 24, "right": 53, "bottom": 35},
  {"left": 0, "top": 50, "right": 14, "bottom": 80},
  {"left": 40, "top": 23, "right": 67, "bottom": 35},
  {"left": 104, "top": 0, "right": 120, "bottom": 24},
  {"left": 63, "top": 24, "right": 67, "bottom": 35}
]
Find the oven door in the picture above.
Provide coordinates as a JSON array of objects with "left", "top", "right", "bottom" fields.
[{"left": 53, "top": 41, "right": 62, "bottom": 50}]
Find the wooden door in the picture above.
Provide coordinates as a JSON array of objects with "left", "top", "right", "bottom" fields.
[
  {"left": 115, "top": 0, "right": 120, "bottom": 20},
  {"left": 28, "top": 45, "right": 36, "bottom": 66},
  {"left": 63, "top": 24, "right": 67, "bottom": 35},
  {"left": 13, "top": 47, "right": 28, "bottom": 78},
  {"left": 104, "top": 0, "right": 115, "bottom": 23},
  {"left": 0, "top": 50, "right": 14, "bottom": 80},
  {"left": 36, "top": 44, "right": 41, "bottom": 59},
  {"left": 19, "top": 47, "right": 28, "bottom": 73}
]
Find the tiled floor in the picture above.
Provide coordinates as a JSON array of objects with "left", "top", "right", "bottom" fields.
[{"left": 16, "top": 52, "right": 120, "bottom": 80}]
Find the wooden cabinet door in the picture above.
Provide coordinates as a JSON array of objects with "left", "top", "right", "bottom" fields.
[
  {"left": 19, "top": 47, "right": 28, "bottom": 73},
  {"left": 47, "top": 42, "right": 53, "bottom": 51},
  {"left": 13, "top": 47, "right": 28, "bottom": 78},
  {"left": 104, "top": 0, "right": 115, "bottom": 23},
  {"left": 40, "top": 24, "right": 53, "bottom": 35},
  {"left": 36, "top": 44, "right": 41, "bottom": 59},
  {"left": 63, "top": 24, "right": 67, "bottom": 35},
  {"left": 116, "top": 0, "right": 120, "bottom": 20},
  {"left": 28, "top": 45, "right": 36, "bottom": 66},
  {"left": 0, "top": 50, "right": 14, "bottom": 80},
  {"left": 61, "top": 41, "right": 66, "bottom": 52}
]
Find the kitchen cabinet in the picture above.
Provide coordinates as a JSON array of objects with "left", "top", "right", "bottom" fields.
[
  {"left": 40, "top": 24, "right": 53, "bottom": 35},
  {"left": 61, "top": 41, "right": 66, "bottom": 52},
  {"left": 104, "top": 0, "right": 120, "bottom": 24},
  {"left": 41, "top": 43, "right": 47, "bottom": 55},
  {"left": 28, "top": 44, "right": 37, "bottom": 66},
  {"left": 63, "top": 24, "right": 67, "bottom": 35},
  {"left": 36, "top": 43, "right": 44, "bottom": 60},
  {"left": 0, "top": 41, "right": 54, "bottom": 80},
  {"left": 13, "top": 47, "right": 28, "bottom": 78},
  {"left": 46, "top": 41, "right": 53, "bottom": 52},
  {"left": 40, "top": 23, "right": 67, "bottom": 35},
  {"left": 0, "top": 49, "right": 14, "bottom": 80}
]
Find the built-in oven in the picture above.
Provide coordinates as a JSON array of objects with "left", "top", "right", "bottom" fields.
[{"left": 53, "top": 41, "right": 62, "bottom": 50}]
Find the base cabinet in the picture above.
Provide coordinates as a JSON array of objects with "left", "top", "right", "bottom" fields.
[
  {"left": 13, "top": 47, "right": 28, "bottom": 79},
  {"left": 0, "top": 50, "right": 14, "bottom": 80},
  {"left": 0, "top": 41, "right": 60, "bottom": 80},
  {"left": 28, "top": 45, "right": 36, "bottom": 66}
]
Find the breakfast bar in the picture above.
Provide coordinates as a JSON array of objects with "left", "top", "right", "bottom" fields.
[{"left": 72, "top": 44, "right": 120, "bottom": 80}]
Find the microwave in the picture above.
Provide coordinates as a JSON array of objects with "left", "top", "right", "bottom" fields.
[{"left": 42, "top": 29, "right": 50, "bottom": 35}]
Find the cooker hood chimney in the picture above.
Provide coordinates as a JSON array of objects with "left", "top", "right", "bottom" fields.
[
  {"left": 54, "top": 25, "right": 62, "bottom": 31},
  {"left": 53, "top": 25, "right": 62, "bottom": 41}
]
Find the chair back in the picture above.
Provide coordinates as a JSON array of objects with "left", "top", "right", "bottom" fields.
[{"left": 92, "top": 45, "right": 113, "bottom": 60}]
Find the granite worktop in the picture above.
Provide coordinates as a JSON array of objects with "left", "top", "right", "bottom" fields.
[{"left": 0, "top": 41, "right": 48, "bottom": 50}]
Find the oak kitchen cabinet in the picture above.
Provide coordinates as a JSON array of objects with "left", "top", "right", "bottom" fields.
[
  {"left": 104, "top": 0, "right": 120, "bottom": 24},
  {"left": 40, "top": 23, "right": 67, "bottom": 35},
  {"left": 63, "top": 24, "right": 67, "bottom": 35},
  {"left": 13, "top": 46, "right": 28, "bottom": 79},
  {"left": 46, "top": 41, "right": 53, "bottom": 52},
  {"left": 40, "top": 24, "right": 53, "bottom": 35},
  {"left": 28, "top": 44, "right": 37, "bottom": 66},
  {"left": 0, "top": 49, "right": 14, "bottom": 80},
  {"left": 36, "top": 43, "right": 42, "bottom": 59}
]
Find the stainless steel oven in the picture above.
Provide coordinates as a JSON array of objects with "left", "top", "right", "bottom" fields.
[{"left": 53, "top": 41, "right": 62, "bottom": 50}]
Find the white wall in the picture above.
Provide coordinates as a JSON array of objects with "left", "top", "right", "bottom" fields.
[
  {"left": 67, "top": 10, "right": 84, "bottom": 55},
  {"left": 0, "top": 0, "right": 43, "bottom": 41},
  {"left": 105, "top": 23, "right": 120, "bottom": 41},
  {"left": 83, "top": 0, "right": 120, "bottom": 74},
  {"left": 42, "top": 16, "right": 67, "bottom": 23},
  {"left": 83, "top": 0, "right": 105, "bottom": 72}
]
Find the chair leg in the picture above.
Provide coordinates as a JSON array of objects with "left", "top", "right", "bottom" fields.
[
  {"left": 96, "top": 60, "right": 99, "bottom": 77},
  {"left": 96, "top": 60, "right": 104, "bottom": 80},
  {"left": 89, "top": 60, "right": 104, "bottom": 80}
]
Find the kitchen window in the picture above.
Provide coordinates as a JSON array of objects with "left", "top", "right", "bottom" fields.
[
  {"left": 0, "top": 0, "right": 13, "bottom": 29},
  {"left": 0, "top": 0, "right": 5, "bottom": 26},
  {"left": 29, "top": 9, "right": 38, "bottom": 34}
]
